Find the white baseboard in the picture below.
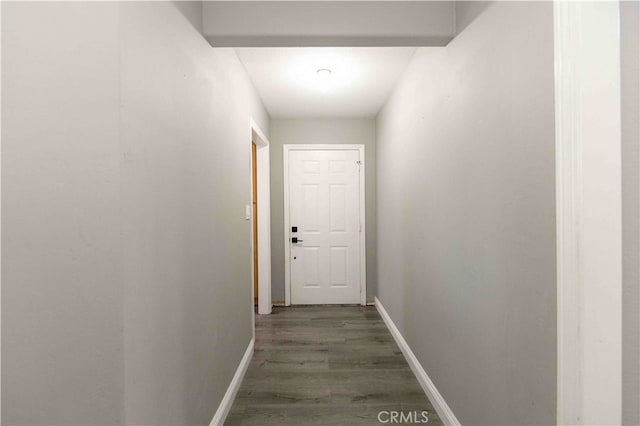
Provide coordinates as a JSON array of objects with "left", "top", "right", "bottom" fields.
[
  {"left": 375, "top": 297, "right": 461, "bottom": 426},
  {"left": 210, "top": 338, "right": 254, "bottom": 426}
]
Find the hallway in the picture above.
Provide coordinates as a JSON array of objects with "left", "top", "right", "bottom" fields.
[
  {"left": 226, "top": 306, "right": 442, "bottom": 425},
  {"left": 1, "top": 1, "right": 635, "bottom": 425}
]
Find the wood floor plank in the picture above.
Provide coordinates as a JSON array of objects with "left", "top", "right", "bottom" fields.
[{"left": 225, "top": 306, "right": 442, "bottom": 425}]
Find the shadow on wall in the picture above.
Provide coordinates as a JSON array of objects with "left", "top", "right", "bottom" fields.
[
  {"left": 455, "top": 1, "right": 493, "bottom": 35},
  {"left": 172, "top": 1, "right": 203, "bottom": 35}
]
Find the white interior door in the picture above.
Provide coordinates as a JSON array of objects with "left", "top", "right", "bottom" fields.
[{"left": 287, "top": 148, "right": 362, "bottom": 304}]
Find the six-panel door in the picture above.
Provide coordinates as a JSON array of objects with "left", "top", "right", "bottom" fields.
[{"left": 288, "top": 149, "right": 362, "bottom": 304}]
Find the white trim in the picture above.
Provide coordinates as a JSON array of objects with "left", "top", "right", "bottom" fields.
[
  {"left": 554, "top": 4, "right": 582, "bottom": 421},
  {"left": 375, "top": 297, "right": 460, "bottom": 426},
  {"left": 250, "top": 118, "right": 272, "bottom": 316},
  {"left": 250, "top": 118, "right": 268, "bottom": 148},
  {"left": 554, "top": 2, "right": 622, "bottom": 424},
  {"left": 209, "top": 338, "right": 254, "bottom": 426},
  {"left": 358, "top": 149, "right": 367, "bottom": 306},
  {"left": 283, "top": 146, "right": 291, "bottom": 306},
  {"left": 283, "top": 144, "right": 367, "bottom": 306},
  {"left": 0, "top": 2, "right": 3, "bottom": 421}
]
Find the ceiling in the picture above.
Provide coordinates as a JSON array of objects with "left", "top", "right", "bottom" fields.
[{"left": 235, "top": 47, "right": 416, "bottom": 118}]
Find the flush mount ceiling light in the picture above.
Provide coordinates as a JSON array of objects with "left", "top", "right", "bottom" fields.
[{"left": 285, "top": 50, "right": 361, "bottom": 95}]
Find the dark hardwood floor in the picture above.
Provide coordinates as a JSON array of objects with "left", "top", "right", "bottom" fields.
[{"left": 225, "top": 306, "right": 442, "bottom": 425}]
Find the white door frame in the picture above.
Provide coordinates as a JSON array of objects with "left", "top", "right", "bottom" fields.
[
  {"left": 283, "top": 144, "right": 366, "bottom": 306},
  {"left": 554, "top": 2, "right": 623, "bottom": 424},
  {"left": 250, "top": 118, "right": 272, "bottom": 316}
]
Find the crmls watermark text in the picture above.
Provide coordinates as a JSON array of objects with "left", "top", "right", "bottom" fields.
[{"left": 377, "top": 410, "right": 429, "bottom": 424}]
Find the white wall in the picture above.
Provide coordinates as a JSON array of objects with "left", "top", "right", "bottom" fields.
[
  {"left": 622, "top": 1, "right": 640, "bottom": 424},
  {"left": 2, "top": 2, "right": 269, "bottom": 424},
  {"left": 269, "top": 118, "right": 376, "bottom": 303},
  {"left": 119, "top": 3, "right": 269, "bottom": 424},
  {"left": 2, "top": 3, "right": 124, "bottom": 424},
  {"left": 203, "top": 1, "right": 454, "bottom": 47},
  {"left": 375, "top": 3, "right": 556, "bottom": 425}
]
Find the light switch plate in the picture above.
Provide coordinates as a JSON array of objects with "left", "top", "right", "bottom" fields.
[{"left": 245, "top": 205, "right": 251, "bottom": 220}]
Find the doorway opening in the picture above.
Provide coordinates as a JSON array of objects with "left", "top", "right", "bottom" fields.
[
  {"left": 251, "top": 142, "right": 258, "bottom": 308},
  {"left": 250, "top": 119, "right": 272, "bottom": 315}
]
